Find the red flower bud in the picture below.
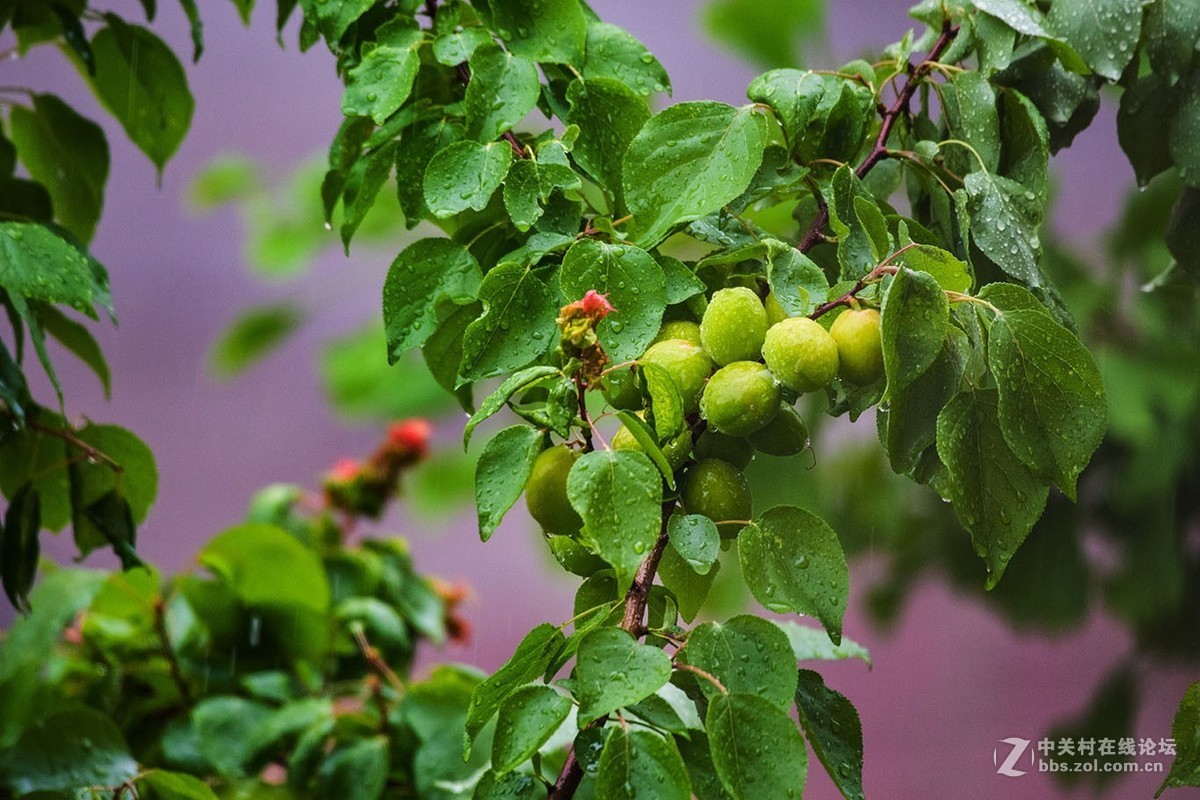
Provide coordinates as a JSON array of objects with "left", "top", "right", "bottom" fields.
[
  {"left": 327, "top": 458, "right": 361, "bottom": 483},
  {"left": 386, "top": 419, "right": 432, "bottom": 455}
]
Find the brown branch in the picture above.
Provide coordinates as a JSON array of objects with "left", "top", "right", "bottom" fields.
[
  {"left": 796, "top": 19, "right": 958, "bottom": 254},
  {"left": 352, "top": 625, "right": 405, "bottom": 692},
  {"left": 575, "top": 374, "right": 594, "bottom": 453},
  {"left": 674, "top": 662, "right": 728, "bottom": 695},
  {"left": 808, "top": 245, "right": 913, "bottom": 319},
  {"left": 153, "top": 597, "right": 192, "bottom": 706},
  {"left": 28, "top": 419, "right": 123, "bottom": 474}
]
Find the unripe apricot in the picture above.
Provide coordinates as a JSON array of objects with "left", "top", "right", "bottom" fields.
[
  {"left": 640, "top": 338, "right": 714, "bottom": 415},
  {"left": 682, "top": 458, "right": 752, "bottom": 538},
  {"left": 602, "top": 367, "right": 642, "bottom": 411},
  {"left": 830, "top": 308, "right": 884, "bottom": 385},
  {"left": 699, "top": 287, "right": 769, "bottom": 366},
  {"left": 748, "top": 404, "right": 809, "bottom": 456},
  {"left": 525, "top": 445, "right": 583, "bottom": 536},
  {"left": 693, "top": 431, "right": 754, "bottom": 470},
  {"left": 700, "top": 361, "right": 781, "bottom": 437},
  {"left": 762, "top": 317, "right": 839, "bottom": 393},
  {"left": 764, "top": 292, "right": 789, "bottom": 326},
  {"left": 653, "top": 319, "right": 702, "bottom": 346}
]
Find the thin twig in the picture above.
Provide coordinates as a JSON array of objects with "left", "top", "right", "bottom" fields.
[
  {"left": 28, "top": 419, "right": 122, "bottom": 473},
  {"left": 674, "top": 662, "right": 729, "bottom": 695},
  {"left": 796, "top": 20, "right": 958, "bottom": 254},
  {"left": 352, "top": 625, "right": 405, "bottom": 692}
]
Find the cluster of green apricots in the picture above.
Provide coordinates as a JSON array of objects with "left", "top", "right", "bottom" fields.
[{"left": 525, "top": 286, "right": 885, "bottom": 541}]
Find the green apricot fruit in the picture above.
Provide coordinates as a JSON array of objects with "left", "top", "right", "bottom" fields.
[
  {"left": 640, "top": 338, "right": 714, "bottom": 415},
  {"left": 747, "top": 404, "right": 809, "bottom": 456},
  {"left": 693, "top": 431, "right": 754, "bottom": 470},
  {"left": 602, "top": 367, "right": 642, "bottom": 411},
  {"left": 699, "top": 287, "right": 769, "bottom": 366},
  {"left": 700, "top": 361, "right": 781, "bottom": 437},
  {"left": 764, "top": 292, "right": 789, "bottom": 326},
  {"left": 830, "top": 308, "right": 884, "bottom": 385},
  {"left": 682, "top": 458, "right": 752, "bottom": 538},
  {"left": 613, "top": 424, "right": 693, "bottom": 470},
  {"left": 761, "top": 316, "right": 840, "bottom": 393},
  {"left": 525, "top": 445, "right": 583, "bottom": 536},
  {"left": 653, "top": 319, "right": 703, "bottom": 346}
]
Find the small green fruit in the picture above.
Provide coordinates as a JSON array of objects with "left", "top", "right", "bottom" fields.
[
  {"left": 613, "top": 423, "right": 692, "bottom": 470},
  {"left": 640, "top": 338, "right": 714, "bottom": 415},
  {"left": 682, "top": 458, "right": 752, "bottom": 538},
  {"left": 699, "top": 287, "right": 769, "bottom": 366},
  {"left": 653, "top": 319, "right": 702, "bottom": 346},
  {"left": 830, "top": 308, "right": 884, "bottom": 385},
  {"left": 693, "top": 431, "right": 754, "bottom": 470},
  {"left": 748, "top": 404, "right": 809, "bottom": 456},
  {"left": 700, "top": 361, "right": 781, "bottom": 437},
  {"left": 602, "top": 367, "right": 642, "bottom": 411},
  {"left": 525, "top": 445, "right": 583, "bottom": 536},
  {"left": 764, "top": 292, "right": 789, "bottom": 326},
  {"left": 762, "top": 316, "right": 839, "bottom": 393}
]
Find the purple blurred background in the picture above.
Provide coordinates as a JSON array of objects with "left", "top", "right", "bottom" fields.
[{"left": 6, "top": 2, "right": 1198, "bottom": 797}]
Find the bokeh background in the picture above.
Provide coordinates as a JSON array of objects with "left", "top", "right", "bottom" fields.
[{"left": 5, "top": 1, "right": 1198, "bottom": 798}]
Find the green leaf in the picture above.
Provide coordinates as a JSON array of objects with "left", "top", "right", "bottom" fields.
[
  {"left": 881, "top": 331, "right": 967, "bottom": 475},
  {"left": 137, "top": 770, "right": 221, "bottom": 800},
  {"left": 747, "top": 71, "right": 871, "bottom": 164},
  {"left": 1167, "top": 186, "right": 1200, "bottom": 281},
  {"left": 35, "top": 304, "right": 109, "bottom": 397},
  {"left": 0, "top": 177, "right": 53, "bottom": 222},
  {"left": 323, "top": 325, "right": 452, "bottom": 421},
  {"left": 596, "top": 728, "right": 692, "bottom": 800},
  {"left": 1158, "top": 682, "right": 1200, "bottom": 795},
  {"left": 560, "top": 240, "right": 667, "bottom": 361},
  {"left": 1169, "top": 75, "right": 1200, "bottom": 188},
  {"left": 794, "top": 669, "right": 864, "bottom": 800},
  {"left": 881, "top": 267, "right": 948, "bottom": 395},
  {"left": 492, "top": 684, "right": 572, "bottom": 774},
  {"left": 432, "top": 4, "right": 492, "bottom": 65},
  {"left": 463, "top": 364, "right": 562, "bottom": 445},
  {"left": 341, "top": 23, "right": 423, "bottom": 124},
  {"left": 773, "top": 620, "right": 871, "bottom": 666},
  {"left": 972, "top": 0, "right": 1089, "bottom": 73},
  {"left": 89, "top": 16, "right": 194, "bottom": 172},
  {"left": 474, "top": 771, "right": 545, "bottom": 800},
  {"left": 943, "top": 71, "right": 1000, "bottom": 174},
  {"left": 0, "top": 338, "right": 28, "bottom": 422},
  {"left": 658, "top": 255, "right": 706, "bottom": 304},
  {"left": 1, "top": 483, "right": 39, "bottom": 612},
  {"left": 1118, "top": 74, "right": 1176, "bottom": 188},
  {"left": 682, "top": 615, "right": 797, "bottom": 709},
  {"left": 475, "top": 425, "right": 542, "bottom": 541},
  {"left": 703, "top": 0, "right": 823, "bottom": 69},
  {"left": 764, "top": 240, "right": 828, "bottom": 316},
  {"left": 191, "top": 697, "right": 275, "bottom": 777},
  {"left": 567, "top": 78, "right": 650, "bottom": 200},
  {"left": 999, "top": 88, "right": 1050, "bottom": 198},
  {"left": 297, "top": 0, "right": 373, "bottom": 44},
  {"left": 67, "top": 424, "right": 158, "bottom": 557},
  {"left": 623, "top": 102, "right": 768, "bottom": 246},
  {"left": 82, "top": 490, "right": 142, "bottom": 570},
  {"left": 198, "top": 523, "right": 329, "bottom": 615},
  {"left": 985, "top": 301, "right": 1106, "bottom": 499},
  {"left": 658, "top": 545, "right": 719, "bottom": 624},
  {"left": 738, "top": 505, "right": 849, "bottom": 644},
  {"left": 582, "top": 22, "right": 670, "bottom": 96},
  {"left": 486, "top": 0, "right": 586, "bottom": 64},
  {"left": 1145, "top": 0, "right": 1200, "bottom": 83},
  {"left": 9, "top": 94, "right": 108, "bottom": 243},
  {"left": 383, "top": 238, "right": 483, "bottom": 363},
  {"left": 574, "top": 627, "right": 672, "bottom": 724},
  {"left": 395, "top": 117, "right": 463, "bottom": 225},
  {"left": 208, "top": 304, "right": 302, "bottom": 379},
  {"left": 6, "top": 708, "right": 138, "bottom": 794},
  {"left": 176, "top": 0, "right": 203, "bottom": 60},
  {"left": 667, "top": 513, "right": 719, "bottom": 574},
  {"left": 503, "top": 157, "right": 543, "bottom": 231},
  {"left": 1046, "top": 0, "right": 1143, "bottom": 81},
  {"left": 424, "top": 140, "right": 513, "bottom": 218},
  {"left": 963, "top": 171, "right": 1044, "bottom": 286},
  {"left": 935, "top": 387, "right": 1049, "bottom": 587},
  {"left": 639, "top": 362, "right": 684, "bottom": 440},
  {"left": 614, "top": 410, "right": 677, "bottom": 489},
  {"left": 827, "top": 166, "right": 880, "bottom": 279},
  {"left": 458, "top": 264, "right": 557, "bottom": 383},
  {"left": 567, "top": 449, "right": 663, "bottom": 589},
  {"left": 465, "top": 623, "right": 566, "bottom": 754},
  {"left": 894, "top": 244, "right": 972, "bottom": 293},
  {"left": 466, "top": 44, "right": 540, "bottom": 142},
  {"left": 676, "top": 731, "right": 733, "bottom": 800},
  {"left": 706, "top": 693, "right": 807, "bottom": 799}
]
